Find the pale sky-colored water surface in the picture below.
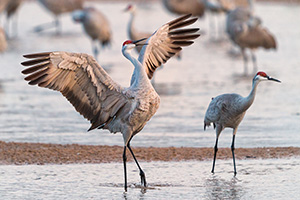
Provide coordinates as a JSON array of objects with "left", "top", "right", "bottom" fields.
[
  {"left": 0, "top": 1, "right": 299, "bottom": 148},
  {"left": 0, "top": 158, "right": 299, "bottom": 199}
]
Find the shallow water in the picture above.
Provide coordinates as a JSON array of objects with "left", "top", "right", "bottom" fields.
[
  {"left": 0, "top": 158, "right": 299, "bottom": 199},
  {"left": 0, "top": 1, "right": 299, "bottom": 148}
]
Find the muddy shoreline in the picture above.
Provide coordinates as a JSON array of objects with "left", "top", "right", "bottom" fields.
[{"left": 0, "top": 141, "right": 299, "bottom": 165}]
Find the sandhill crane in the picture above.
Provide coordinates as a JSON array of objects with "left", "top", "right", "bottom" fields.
[
  {"left": 4, "top": 0, "right": 23, "bottom": 37},
  {"left": 21, "top": 14, "right": 200, "bottom": 192},
  {"left": 162, "top": 0, "right": 205, "bottom": 18},
  {"left": 72, "top": 7, "right": 111, "bottom": 60},
  {"left": 0, "top": 27, "right": 7, "bottom": 52},
  {"left": 226, "top": 3, "right": 276, "bottom": 75},
  {"left": 35, "top": 0, "right": 84, "bottom": 34},
  {"left": 204, "top": 71, "right": 280, "bottom": 176}
]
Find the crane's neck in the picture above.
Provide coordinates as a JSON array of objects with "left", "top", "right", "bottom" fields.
[
  {"left": 122, "top": 47, "right": 151, "bottom": 89},
  {"left": 128, "top": 11, "right": 136, "bottom": 39},
  {"left": 241, "top": 78, "right": 260, "bottom": 112}
]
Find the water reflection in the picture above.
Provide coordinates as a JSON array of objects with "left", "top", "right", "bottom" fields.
[{"left": 205, "top": 176, "right": 244, "bottom": 200}]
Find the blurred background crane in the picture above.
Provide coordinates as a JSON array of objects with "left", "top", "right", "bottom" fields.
[{"left": 72, "top": 7, "right": 111, "bottom": 60}]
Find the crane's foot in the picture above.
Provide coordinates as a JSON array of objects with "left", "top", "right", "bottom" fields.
[
  {"left": 234, "top": 171, "right": 237, "bottom": 177},
  {"left": 140, "top": 170, "right": 147, "bottom": 187}
]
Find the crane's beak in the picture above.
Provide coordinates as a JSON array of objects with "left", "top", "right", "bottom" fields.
[
  {"left": 133, "top": 38, "right": 148, "bottom": 46},
  {"left": 267, "top": 76, "right": 281, "bottom": 83}
]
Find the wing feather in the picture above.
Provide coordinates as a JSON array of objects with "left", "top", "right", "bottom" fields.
[
  {"left": 138, "top": 14, "right": 200, "bottom": 79},
  {"left": 21, "top": 51, "right": 129, "bottom": 131}
]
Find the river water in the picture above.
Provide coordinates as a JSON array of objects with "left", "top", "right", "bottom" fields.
[
  {"left": 0, "top": 1, "right": 299, "bottom": 199},
  {"left": 1, "top": 158, "right": 299, "bottom": 199}
]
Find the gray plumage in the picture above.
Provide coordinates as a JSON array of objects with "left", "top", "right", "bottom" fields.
[
  {"left": 72, "top": 7, "right": 112, "bottom": 59},
  {"left": 163, "top": 0, "right": 205, "bottom": 17},
  {"left": 21, "top": 14, "right": 200, "bottom": 192},
  {"left": 35, "top": 0, "right": 84, "bottom": 34},
  {"left": 204, "top": 71, "right": 281, "bottom": 176},
  {"left": 226, "top": 5, "right": 276, "bottom": 74}
]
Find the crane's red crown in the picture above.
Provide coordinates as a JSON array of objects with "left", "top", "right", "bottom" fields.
[
  {"left": 126, "top": 4, "right": 133, "bottom": 10},
  {"left": 123, "top": 40, "right": 133, "bottom": 46},
  {"left": 256, "top": 71, "right": 267, "bottom": 77}
]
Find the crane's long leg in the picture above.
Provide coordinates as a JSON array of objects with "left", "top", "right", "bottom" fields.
[
  {"left": 250, "top": 50, "right": 257, "bottom": 73},
  {"left": 211, "top": 137, "right": 219, "bottom": 174},
  {"left": 231, "top": 134, "right": 237, "bottom": 176},
  {"left": 123, "top": 146, "right": 128, "bottom": 192},
  {"left": 212, "top": 126, "right": 222, "bottom": 174},
  {"left": 127, "top": 143, "right": 147, "bottom": 187},
  {"left": 241, "top": 48, "right": 248, "bottom": 75}
]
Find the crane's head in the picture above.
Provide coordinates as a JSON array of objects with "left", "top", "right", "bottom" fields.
[
  {"left": 254, "top": 71, "right": 281, "bottom": 83},
  {"left": 122, "top": 38, "right": 148, "bottom": 51},
  {"left": 124, "top": 4, "right": 136, "bottom": 13}
]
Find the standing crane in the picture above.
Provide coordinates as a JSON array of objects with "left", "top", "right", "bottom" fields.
[
  {"left": 34, "top": 0, "right": 84, "bottom": 34},
  {"left": 204, "top": 71, "right": 280, "bottom": 176},
  {"left": 162, "top": 0, "right": 205, "bottom": 18},
  {"left": 72, "top": 7, "right": 112, "bottom": 60},
  {"left": 21, "top": 14, "right": 200, "bottom": 192},
  {"left": 0, "top": 27, "right": 7, "bottom": 52},
  {"left": 226, "top": 4, "right": 276, "bottom": 75}
]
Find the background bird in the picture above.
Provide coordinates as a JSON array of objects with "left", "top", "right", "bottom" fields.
[
  {"left": 124, "top": 4, "right": 152, "bottom": 54},
  {"left": 35, "top": 0, "right": 84, "bottom": 34},
  {"left": 226, "top": 2, "right": 276, "bottom": 75},
  {"left": 124, "top": 4, "right": 182, "bottom": 84},
  {"left": 72, "top": 7, "right": 112, "bottom": 60},
  {"left": 21, "top": 14, "right": 200, "bottom": 192},
  {"left": 204, "top": 71, "right": 280, "bottom": 176}
]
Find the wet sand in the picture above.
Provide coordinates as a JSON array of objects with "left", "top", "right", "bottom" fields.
[{"left": 0, "top": 141, "right": 299, "bottom": 165}]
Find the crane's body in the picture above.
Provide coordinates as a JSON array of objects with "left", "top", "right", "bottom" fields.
[
  {"left": 204, "top": 71, "right": 280, "bottom": 176},
  {"left": 226, "top": 4, "right": 276, "bottom": 75},
  {"left": 22, "top": 14, "right": 200, "bottom": 192},
  {"left": 163, "top": 0, "right": 205, "bottom": 17},
  {"left": 72, "top": 7, "right": 111, "bottom": 59}
]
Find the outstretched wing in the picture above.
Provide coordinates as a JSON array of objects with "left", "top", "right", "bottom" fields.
[
  {"left": 138, "top": 14, "right": 200, "bottom": 79},
  {"left": 21, "top": 51, "right": 129, "bottom": 131}
]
